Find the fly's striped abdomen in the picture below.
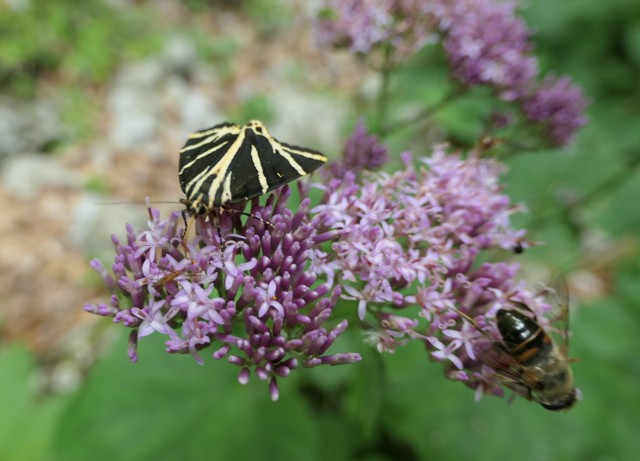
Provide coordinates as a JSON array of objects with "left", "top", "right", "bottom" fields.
[{"left": 496, "top": 309, "right": 553, "bottom": 366}]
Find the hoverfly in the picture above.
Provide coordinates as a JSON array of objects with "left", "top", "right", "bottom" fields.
[{"left": 456, "top": 281, "right": 577, "bottom": 411}]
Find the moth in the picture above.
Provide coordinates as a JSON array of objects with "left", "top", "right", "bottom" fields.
[{"left": 178, "top": 120, "right": 327, "bottom": 214}]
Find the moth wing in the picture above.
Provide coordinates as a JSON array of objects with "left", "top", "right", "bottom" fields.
[
  {"left": 226, "top": 130, "right": 326, "bottom": 203},
  {"left": 178, "top": 123, "right": 241, "bottom": 197}
]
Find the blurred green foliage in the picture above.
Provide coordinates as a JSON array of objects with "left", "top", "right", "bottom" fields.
[
  {"left": 2, "top": 1, "right": 639, "bottom": 460},
  {"left": 0, "top": 347, "right": 69, "bottom": 461},
  {"left": 0, "top": 0, "right": 161, "bottom": 97},
  {"left": 5, "top": 291, "right": 639, "bottom": 461},
  {"left": 231, "top": 94, "right": 274, "bottom": 125}
]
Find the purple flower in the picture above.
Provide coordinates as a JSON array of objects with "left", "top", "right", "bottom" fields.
[
  {"left": 431, "top": 1, "right": 589, "bottom": 146},
  {"left": 311, "top": 145, "right": 558, "bottom": 402},
  {"left": 521, "top": 74, "right": 590, "bottom": 147},
  {"left": 85, "top": 142, "right": 561, "bottom": 405},
  {"left": 318, "top": 0, "right": 539, "bottom": 97},
  {"left": 84, "top": 186, "right": 361, "bottom": 400},
  {"left": 442, "top": 321, "right": 480, "bottom": 360},
  {"left": 324, "top": 120, "right": 389, "bottom": 179},
  {"left": 315, "top": 0, "right": 435, "bottom": 61},
  {"left": 316, "top": 0, "right": 394, "bottom": 54},
  {"left": 427, "top": 336, "right": 464, "bottom": 370},
  {"left": 432, "top": 0, "right": 538, "bottom": 100},
  {"left": 317, "top": 0, "right": 588, "bottom": 150},
  {"left": 365, "top": 312, "right": 424, "bottom": 353}
]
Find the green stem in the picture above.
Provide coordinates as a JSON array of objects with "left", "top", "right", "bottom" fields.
[
  {"left": 379, "top": 89, "right": 460, "bottom": 138},
  {"left": 373, "top": 44, "right": 393, "bottom": 135}
]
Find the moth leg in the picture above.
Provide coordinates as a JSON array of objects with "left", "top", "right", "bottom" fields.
[{"left": 180, "top": 209, "right": 190, "bottom": 240}]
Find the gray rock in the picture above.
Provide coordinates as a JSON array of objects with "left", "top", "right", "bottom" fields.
[
  {"left": 0, "top": 98, "right": 61, "bottom": 160},
  {"left": 1, "top": 154, "right": 80, "bottom": 200},
  {"left": 112, "top": 59, "right": 165, "bottom": 89},
  {"left": 162, "top": 34, "right": 198, "bottom": 76},
  {"left": 167, "top": 79, "right": 221, "bottom": 132},
  {"left": 268, "top": 88, "right": 349, "bottom": 156},
  {"left": 107, "top": 85, "right": 160, "bottom": 151},
  {"left": 68, "top": 193, "right": 148, "bottom": 252},
  {"left": 107, "top": 42, "right": 222, "bottom": 153}
]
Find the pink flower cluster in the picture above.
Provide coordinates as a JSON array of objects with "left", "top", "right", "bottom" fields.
[
  {"left": 84, "top": 188, "right": 361, "bottom": 401},
  {"left": 312, "top": 145, "right": 553, "bottom": 399},
  {"left": 315, "top": 0, "right": 436, "bottom": 61},
  {"left": 316, "top": 0, "right": 589, "bottom": 146},
  {"left": 85, "top": 133, "right": 563, "bottom": 403}
]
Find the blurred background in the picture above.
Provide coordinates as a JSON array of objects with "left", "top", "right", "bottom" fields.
[{"left": 1, "top": 0, "right": 639, "bottom": 460}]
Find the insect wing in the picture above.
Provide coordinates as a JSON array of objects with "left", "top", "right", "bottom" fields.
[
  {"left": 178, "top": 120, "right": 327, "bottom": 211},
  {"left": 451, "top": 309, "right": 542, "bottom": 394},
  {"left": 228, "top": 128, "right": 327, "bottom": 202},
  {"left": 546, "top": 276, "right": 571, "bottom": 356},
  {"left": 179, "top": 122, "right": 241, "bottom": 206}
]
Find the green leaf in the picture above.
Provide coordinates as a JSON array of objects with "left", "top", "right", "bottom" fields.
[
  {"left": 0, "top": 346, "right": 69, "bottom": 461},
  {"left": 52, "top": 335, "right": 355, "bottom": 461}
]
